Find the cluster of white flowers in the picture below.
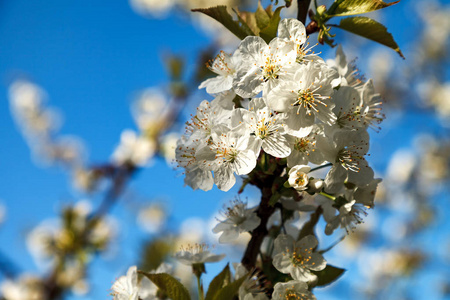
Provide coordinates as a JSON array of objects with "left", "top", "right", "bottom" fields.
[
  {"left": 0, "top": 275, "right": 45, "bottom": 300},
  {"left": 9, "top": 80, "right": 86, "bottom": 168},
  {"left": 26, "top": 200, "right": 116, "bottom": 289},
  {"left": 177, "top": 18, "right": 382, "bottom": 235}
]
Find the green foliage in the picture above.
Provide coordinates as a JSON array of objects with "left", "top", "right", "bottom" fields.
[
  {"left": 139, "top": 272, "right": 191, "bottom": 300},
  {"left": 297, "top": 207, "right": 321, "bottom": 241},
  {"left": 337, "top": 16, "right": 404, "bottom": 58},
  {"left": 257, "top": 5, "right": 284, "bottom": 43},
  {"left": 312, "top": 265, "right": 346, "bottom": 287},
  {"left": 261, "top": 256, "right": 292, "bottom": 284},
  {"left": 205, "top": 264, "right": 232, "bottom": 300},
  {"left": 269, "top": 192, "right": 281, "bottom": 206},
  {"left": 140, "top": 238, "right": 173, "bottom": 271},
  {"left": 192, "top": 4, "right": 283, "bottom": 43},
  {"left": 211, "top": 274, "right": 248, "bottom": 300},
  {"left": 327, "top": 0, "right": 400, "bottom": 17},
  {"left": 191, "top": 6, "right": 255, "bottom": 40}
]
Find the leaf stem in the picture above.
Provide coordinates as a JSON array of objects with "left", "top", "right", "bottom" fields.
[
  {"left": 319, "top": 235, "right": 346, "bottom": 254},
  {"left": 319, "top": 191, "right": 336, "bottom": 200},
  {"left": 196, "top": 274, "right": 204, "bottom": 300}
]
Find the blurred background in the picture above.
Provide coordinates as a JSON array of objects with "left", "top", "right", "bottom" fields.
[{"left": 0, "top": 0, "right": 449, "bottom": 299}]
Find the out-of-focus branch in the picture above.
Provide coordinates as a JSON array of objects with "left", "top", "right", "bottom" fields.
[
  {"left": 0, "top": 251, "right": 20, "bottom": 279},
  {"left": 90, "top": 164, "right": 136, "bottom": 220},
  {"left": 298, "top": 206, "right": 322, "bottom": 241},
  {"left": 41, "top": 63, "right": 192, "bottom": 300}
]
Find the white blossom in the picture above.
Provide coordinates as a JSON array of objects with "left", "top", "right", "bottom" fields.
[
  {"left": 272, "top": 280, "right": 316, "bottom": 300},
  {"left": 321, "top": 130, "right": 374, "bottom": 193},
  {"left": 272, "top": 234, "right": 326, "bottom": 282},
  {"left": 286, "top": 125, "right": 325, "bottom": 167},
  {"left": 174, "top": 243, "right": 225, "bottom": 265},
  {"left": 324, "top": 200, "right": 368, "bottom": 235},
  {"left": 212, "top": 199, "right": 260, "bottom": 243},
  {"left": 288, "top": 165, "right": 311, "bottom": 191},
  {"left": 199, "top": 50, "right": 238, "bottom": 94},
  {"left": 278, "top": 18, "right": 320, "bottom": 64},
  {"left": 111, "top": 266, "right": 139, "bottom": 300},
  {"left": 327, "top": 45, "right": 363, "bottom": 88},
  {"left": 267, "top": 61, "right": 337, "bottom": 130},
  {"left": 111, "top": 130, "right": 156, "bottom": 167},
  {"left": 231, "top": 98, "right": 291, "bottom": 158},
  {"left": 234, "top": 264, "right": 269, "bottom": 300},
  {"left": 233, "top": 36, "right": 296, "bottom": 98},
  {"left": 196, "top": 130, "right": 257, "bottom": 191},
  {"left": 0, "top": 275, "right": 45, "bottom": 300}
]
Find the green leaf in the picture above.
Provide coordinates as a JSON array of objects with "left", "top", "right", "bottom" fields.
[
  {"left": 261, "top": 257, "right": 292, "bottom": 284},
  {"left": 139, "top": 272, "right": 191, "bottom": 300},
  {"left": 283, "top": 180, "right": 291, "bottom": 188},
  {"left": 312, "top": 265, "right": 346, "bottom": 287},
  {"left": 205, "top": 264, "right": 232, "bottom": 300},
  {"left": 337, "top": 16, "right": 404, "bottom": 58},
  {"left": 259, "top": 6, "right": 283, "bottom": 44},
  {"left": 255, "top": 2, "right": 271, "bottom": 31},
  {"left": 235, "top": 8, "right": 259, "bottom": 36},
  {"left": 213, "top": 275, "right": 248, "bottom": 300},
  {"left": 328, "top": 0, "right": 400, "bottom": 17},
  {"left": 269, "top": 192, "right": 281, "bottom": 206},
  {"left": 192, "top": 6, "right": 255, "bottom": 40},
  {"left": 297, "top": 207, "right": 321, "bottom": 241}
]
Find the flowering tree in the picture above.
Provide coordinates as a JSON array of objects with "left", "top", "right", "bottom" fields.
[
  {"left": 118, "top": 1, "right": 393, "bottom": 299},
  {"left": 1, "top": 0, "right": 449, "bottom": 300}
]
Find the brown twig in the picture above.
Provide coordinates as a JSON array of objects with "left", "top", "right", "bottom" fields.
[
  {"left": 241, "top": 157, "right": 285, "bottom": 269},
  {"left": 298, "top": 206, "right": 322, "bottom": 241},
  {"left": 297, "top": 0, "right": 312, "bottom": 24},
  {"left": 305, "top": 20, "right": 319, "bottom": 36}
]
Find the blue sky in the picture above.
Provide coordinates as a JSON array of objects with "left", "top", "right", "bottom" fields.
[{"left": 0, "top": 0, "right": 448, "bottom": 299}]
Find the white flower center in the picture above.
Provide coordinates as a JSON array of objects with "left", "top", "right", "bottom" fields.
[
  {"left": 292, "top": 87, "right": 329, "bottom": 115},
  {"left": 261, "top": 58, "right": 281, "bottom": 82},
  {"left": 337, "top": 146, "right": 364, "bottom": 172},
  {"left": 294, "top": 137, "right": 313, "bottom": 154},
  {"left": 215, "top": 145, "right": 238, "bottom": 164}
]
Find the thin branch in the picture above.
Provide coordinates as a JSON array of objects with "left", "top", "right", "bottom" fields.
[
  {"left": 319, "top": 235, "right": 346, "bottom": 254},
  {"left": 241, "top": 156, "right": 285, "bottom": 270},
  {"left": 90, "top": 164, "right": 136, "bottom": 220},
  {"left": 310, "top": 162, "right": 332, "bottom": 172},
  {"left": 297, "top": 206, "right": 322, "bottom": 241}
]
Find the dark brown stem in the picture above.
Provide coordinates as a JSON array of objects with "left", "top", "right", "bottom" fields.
[
  {"left": 305, "top": 20, "right": 319, "bottom": 36},
  {"left": 241, "top": 156, "right": 286, "bottom": 269},
  {"left": 241, "top": 185, "right": 277, "bottom": 269},
  {"left": 298, "top": 206, "right": 322, "bottom": 241},
  {"left": 297, "top": 0, "right": 312, "bottom": 24}
]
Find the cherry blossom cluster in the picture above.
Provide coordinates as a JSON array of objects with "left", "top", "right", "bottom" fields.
[
  {"left": 111, "top": 18, "right": 385, "bottom": 300},
  {"left": 176, "top": 17, "right": 382, "bottom": 231}
]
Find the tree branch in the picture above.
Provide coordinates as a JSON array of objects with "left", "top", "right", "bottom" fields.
[
  {"left": 241, "top": 156, "right": 286, "bottom": 269},
  {"left": 297, "top": 0, "right": 312, "bottom": 24},
  {"left": 298, "top": 206, "right": 322, "bottom": 241},
  {"left": 241, "top": 185, "right": 276, "bottom": 269}
]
